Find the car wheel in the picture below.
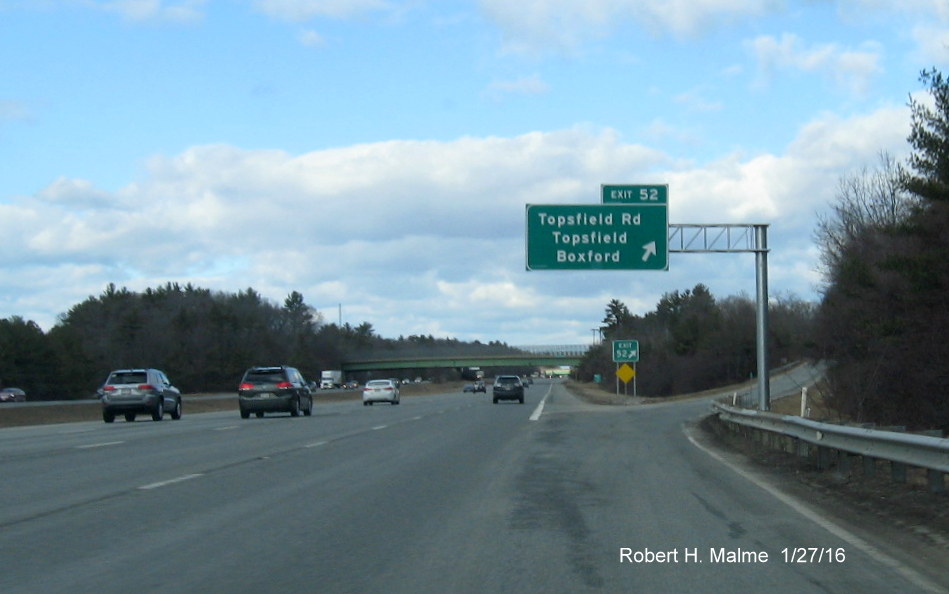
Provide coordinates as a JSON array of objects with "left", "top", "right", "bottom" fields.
[
  {"left": 124, "top": 413, "right": 136, "bottom": 422},
  {"left": 290, "top": 398, "right": 300, "bottom": 417},
  {"left": 151, "top": 399, "right": 164, "bottom": 421},
  {"left": 303, "top": 400, "right": 312, "bottom": 416},
  {"left": 363, "top": 401, "right": 369, "bottom": 406},
  {"left": 240, "top": 408, "right": 250, "bottom": 419},
  {"left": 256, "top": 412, "right": 264, "bottom": 418},
  {"left": 103, "top": 410, "right": 115, "bottom": 423},
  {"left": 519, "top": 397, "right": 524, "bottom": 404},
  {"left": 493, "top": 398, "right": 498, "bottom": 404},
  {"left": 170, "top": 399, "right": 182, "bottom": 420}
]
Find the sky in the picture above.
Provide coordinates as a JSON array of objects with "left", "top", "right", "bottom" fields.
[{"left": 1, "top": 0, "right": 946, "bottom": 347}]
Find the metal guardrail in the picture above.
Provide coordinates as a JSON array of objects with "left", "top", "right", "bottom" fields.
[{"left": 711, "top": 401, "right": 949, "bottom": 492}]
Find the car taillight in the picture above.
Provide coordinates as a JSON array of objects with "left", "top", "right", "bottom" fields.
[
  {"left": 276, "top": 381, "right": 293, "bottom": 389},
  {"left": 238, "top": 382, "right": 255, "bottom": 390},
  {"left": 138, "top": 384, "right": 156, "bottom": 390},
  {"left": 102, "top": 385, "right": 116, "bottom": 392},
  {"left": 384, "top": 387, "right": 393, "bottom": 391}
]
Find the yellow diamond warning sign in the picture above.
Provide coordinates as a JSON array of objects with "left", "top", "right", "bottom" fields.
[{"left": 616, "top": 363, "right": 635, "bottom": 384}]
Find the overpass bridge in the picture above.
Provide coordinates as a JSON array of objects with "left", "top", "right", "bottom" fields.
[{"left": 341, "top": 345, "right": 589, "bottom": 373}]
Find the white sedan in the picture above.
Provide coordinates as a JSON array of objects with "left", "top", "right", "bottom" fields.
[{"left": 362, "top": 379, "right": 400, "bottom": 406}]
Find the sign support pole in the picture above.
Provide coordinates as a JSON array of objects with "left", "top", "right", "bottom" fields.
[{"left": 755, "top": 224, "right": 770, "bottom": 411}]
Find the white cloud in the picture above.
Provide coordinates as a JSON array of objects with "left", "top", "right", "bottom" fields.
[
  {"left": 673, "top": 88, "right": 724, "bottom": 113},
  {"left": 0, "top": 105, "right": 914, "bottom": 341},
  {"left": 478, "top": 0, "right": 779, "bottom": 53},
  {"left": 482, "top": 74, "right": 551, "bottom": 101},
  {"left": 253, "top": 0, "right": 391, "bottom": 22},
  {"left": 911, "top": 25, "right": 949, "bottom": 65},
  {"left": 89, "top": 0, "right": 207, "bottom": 23},
  {"left": 747, "top": 33, "right": 883, "bottom": 95},
  {"left": 0, "top": 100, "right": 33, "bottom": 125},
  {"left": 298, "top": 28, "right": 327, "bottom": 47}
]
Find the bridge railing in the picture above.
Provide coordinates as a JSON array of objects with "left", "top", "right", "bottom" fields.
[{"left": 513, "top": 345, "right": 591, "bottom": 357}]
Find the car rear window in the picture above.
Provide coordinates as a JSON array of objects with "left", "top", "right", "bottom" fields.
[
  {"left": 496, "top": 377, "right": 519, "bottom": 386},
  {"left": 244, "top": 370, "right": 287, "bottom": 383},
  {"left": 107, "top": 372, "right": 148, "bottom": 385},
  {"left": 366, "top": 380, "right": 390, "bottom": 387}
]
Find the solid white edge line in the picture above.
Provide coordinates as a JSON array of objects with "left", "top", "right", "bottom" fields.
[
  {"left": 529, "top": 385, "right": 553, "bottom": 421},
  {"left": 305, "top": 441, "right": 328, "bottom": 448},
  {"left": 138, "top": 473, "right": 204, "bottom": 491},
  {"left": 686, "top": 432, "right": 945, "bottom": 594},
  {"left": 76, "top": 441, "right": 124, "bottom": 449}
]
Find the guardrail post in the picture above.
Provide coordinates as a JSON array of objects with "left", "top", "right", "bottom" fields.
[
  {"left": 927, "top": 470, "right": 946, "bottom": 494},
  {"left": 797, "top": 438, "right": 810, "bottom": 459},
  {"left": 863, "top": 456, "right": 877, "bottom": 477},
  {"left": 838, "top": 451, "right": 852, "bottom": 476},
  {"left": 882, "top": 426, "right": 908, "bottom": 483},
  {"left": 817, "top": 446, "right": 831, "bottom": 470},
  {"left": 891, "top": 461, "right": 907, "bottom": 484}
]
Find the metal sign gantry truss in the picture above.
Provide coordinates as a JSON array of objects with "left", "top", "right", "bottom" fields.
[{"left": 669, "top": 224, "right": 772, "bottom": 410}]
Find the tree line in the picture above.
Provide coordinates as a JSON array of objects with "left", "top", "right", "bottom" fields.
[
  {"left": 578, "top": 286, "right": 817, "bottom": 397},
  {"left": 0, "top": 282, "right": 522, "bottom": 399},
  {"left": 581, "top": 69, "right": 949, "bottom": 432},
  {"left": 3, "top": 69, "right": 946, "bottom": 430},
  {"left": 813, "top": 69, "right": 949, "bottom": 431}
]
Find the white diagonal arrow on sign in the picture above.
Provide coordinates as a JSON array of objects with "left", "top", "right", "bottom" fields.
[{"left": 642, "top": 241, "right": 657, "bottom": 262}]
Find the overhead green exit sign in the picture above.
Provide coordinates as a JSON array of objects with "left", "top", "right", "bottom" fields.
[
  {"left": 602, "top": 184, "right": 668, "bottom": 205},
  {"left": 525, "top": 204, "right": 668, "bottom": 271}
]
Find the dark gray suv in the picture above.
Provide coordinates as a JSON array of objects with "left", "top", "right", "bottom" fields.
[
  {"left": 492, "top": 375, "right": 525, "bottom": 404},
  {"left": 238, "top": 365, "right": 314, "bottom": 418},
  {"left": 100, "top": 368, "right": 182, "bottom": 423}
]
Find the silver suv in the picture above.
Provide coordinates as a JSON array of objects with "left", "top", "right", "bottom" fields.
[
  {"left": 100, "top": 368, "right": 182, "bottom": 423},
  {"left": 492, "top": 375, "right": 525, "bottom": 404}
]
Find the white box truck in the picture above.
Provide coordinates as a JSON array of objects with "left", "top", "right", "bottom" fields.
[{"left": 320, "top": 370, "right": 343, "bottom": 389}]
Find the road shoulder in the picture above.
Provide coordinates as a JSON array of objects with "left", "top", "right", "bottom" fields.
[{"left": 687, "top": 415, "right": 949, "bottom": 592}]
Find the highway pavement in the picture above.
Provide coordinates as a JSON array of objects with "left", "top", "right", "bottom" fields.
[{"left": 0, "top": 377, "right": 942, "bottom": 593}]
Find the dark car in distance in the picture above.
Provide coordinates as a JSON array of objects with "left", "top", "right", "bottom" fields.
[
  {"left": 463, "top": 380, "right": 486, "bottom": 393},
  {"left": 99, "top": 368, "right": 182, "bottom": 423},
  {"left": 238, "top": 365, "right": 313, "bottom": 418},
  {"left": 492, "top": 375, "right": 524, "bottom": 404}
]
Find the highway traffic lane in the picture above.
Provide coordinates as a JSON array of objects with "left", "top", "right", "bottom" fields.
[
  {"left": 0, "top": 390, "right": 521, "bottom": 593},
  {"left": 0, "top": 381, "right": 938, "bottom": 593},
  {"left": 361, "top": 385, "right": 937, "bottom": 594},
  {"left": 0, "top": 391, "right": 483, "bottom": 528}
]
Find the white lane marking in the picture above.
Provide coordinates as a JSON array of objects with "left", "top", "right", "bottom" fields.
[
  {"left": 372, "top": 425, "right": 388, "bottom": 431},
  {"left": 529, "top": 385, "right": 553, "bottom": 421},
  {"left": 305, "top": 441, "right": 328, "bottom": 448},
  {"left": 76, "top": 441, "right": 124, "bottom": 449},
  {"left": 412, "top": 416, "right": 423, "bottom": 421},
  {"left": 215, "top": 426, "right": 240, "bottom": 431},
  {"left": 686, "top": 433, "right": 946, "bottom": 594},
  {"left": 138, "top": 473, "right": 203, "bottom": 491}
]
